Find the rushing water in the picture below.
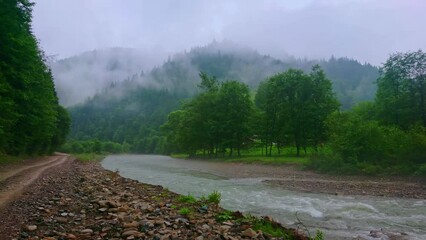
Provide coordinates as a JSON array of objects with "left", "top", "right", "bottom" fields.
[{"left": 101, "top": 155, "right": 425, "bottom": 240}]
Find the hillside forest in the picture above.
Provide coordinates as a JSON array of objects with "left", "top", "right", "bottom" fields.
[
  {"left": 1, "top": 1, "right": 424, "bottom": 176},
  {"left": 0, "top": 0, "right": 70, "bottom": 157},
  {"left": 63, "top": 48, "right": 426, "bottom": 175}
]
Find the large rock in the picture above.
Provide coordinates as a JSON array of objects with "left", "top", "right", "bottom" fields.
[{"left": 242, "top": 228, "right": 257, "bottom": 238}]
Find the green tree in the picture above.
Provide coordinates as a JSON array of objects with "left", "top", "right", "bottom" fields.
[
  {"left": 255, "top": 81, "right": 280, "bottom": 156},
  {"left": 376, "top": 50, "right": 426, "bottom": 128},
  {"left": 216, "top": 81, "right": 252, "bottom": 156},
  {"left": 0, "top": 0, "right": 70, "bottom": 156},
  {"left": 162, "top": 73, "right": 253, "bottom": 156},
  {"left": 308, "top": 65, "right": 340, "bottom": 148},
  {"left": 256, "top": 66, "right": 338, "bottom": 156}
]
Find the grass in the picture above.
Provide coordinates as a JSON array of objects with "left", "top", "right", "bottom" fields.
[
  {"left": 177, "top": 194, "right": 197, "bottom": 204},
  {"left": 252, "top": 220, "right": 290, "bottom": 238},
  {"left": 207, "top": 190, "right": 221, "bottom": 204},
  {"left": 170, "top": 153, "right": 190, "bottom": 159},
  {"left": 170, "top": 146, "right": 309, "bottom": 165},
  {"left": 72, "top": 153, "right": 107, "bottom": 162},
  {"left": 0, "top": 153, "right": 29, "bottom": 164},
  {"left": 216, "top": 210, "right": 233, "bottom": 222},
  {"left": 222, "top": 155, "right": 308, "bottom": 165},
  {"left": 178, "top": 207, "right": 191, "bottom": 215}
]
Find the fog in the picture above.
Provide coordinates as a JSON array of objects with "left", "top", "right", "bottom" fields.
[
  {"left": 31, "top": 0, "right": 425, "bottom": 106},
  {"left": 33, "top": 0, "right": 425, "bottom": 65}
]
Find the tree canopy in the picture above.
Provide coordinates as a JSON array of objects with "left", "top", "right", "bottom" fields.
[
  {"left": 0, "top": 0, "right": 70, "bottom": 155},
  {"left": 255, "top": 66, "right": 339, "bottom": 156},
  {"left": 162, "top": 73, "right": 252, "bottom": 157},
  {"left": 376, "top": 50, "right": 426, "bottom": 128}
]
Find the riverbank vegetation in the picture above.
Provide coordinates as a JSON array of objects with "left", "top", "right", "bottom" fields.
[
  {"left": 161, "top": 51, "right": 426, "bottom": 176},
  {"left": 65, "top": 42, "right": 379, "bottom": 156},
  {"left": 64, "top": 50, "right": 426, "bottom": 176},
  {"left": 72, "top": 153, "right": 107, "bottom": 162},
  {"left": 0, "top": 0, "right": 70, "bottom": 162},
  {"left": 58, "top": 37, "right": 425, "bottom": 175}
]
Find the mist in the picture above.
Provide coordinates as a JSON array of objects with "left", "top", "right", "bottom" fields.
[
  {"left": 49, "top": 47, "right": 165, "bottom": 106},
  {"left": 31, "top": 0, "right": 425, "bottom": 106},
  {"left": 33, "top": 0, "right": 425, "bottom": 65}
]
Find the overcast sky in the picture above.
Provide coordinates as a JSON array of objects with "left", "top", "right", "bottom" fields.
[{"left": 32, "top": 0, "right": 425, "bottom": 65}]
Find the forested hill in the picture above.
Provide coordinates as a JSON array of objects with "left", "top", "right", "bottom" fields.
[
  {"left": 144, "top": 41, "right": 379, "bottom": 109},
  {"left": 0, "top": 0, "right": 70, "bottom": 156},
  {"left": 50, "top": 48, "right": 163, "bottom": 106},
  {"left": 54, "top": 41, "right": 378, "bottom": 109},
  {"left": 65, "top": 41, "right": 379, "bottom": 153},
  {"left": 68, "top": 82, "right": 186, "bottom": 153}
]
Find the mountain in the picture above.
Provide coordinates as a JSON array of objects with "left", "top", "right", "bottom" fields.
[
  {"left": 66, "top": 41, "right": 380, "bottom": 153},
  {"left": 50, "top": 47, "right": 165, "bottom": 106},
  {"left": 124, "top": 41, "right": 379, "bottom": 109},
  {"left": 53, "top": 42, "right": 379, "bottom": 108}
]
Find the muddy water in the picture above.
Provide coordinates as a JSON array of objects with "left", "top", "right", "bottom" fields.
[{"left": 101, "top": 155, "right": 426, "bottom": 240}]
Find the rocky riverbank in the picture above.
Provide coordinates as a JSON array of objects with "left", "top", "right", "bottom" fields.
[
  {"left": 0, "top": 158, "right": 308, "bottom": 240},
  {"left": 167, "top": 158, "right": 425, "bottom": 199}
]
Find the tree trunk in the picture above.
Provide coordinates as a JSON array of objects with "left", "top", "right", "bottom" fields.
[{"left": 277, "top": 143, "right": 281, "bottom": 156}]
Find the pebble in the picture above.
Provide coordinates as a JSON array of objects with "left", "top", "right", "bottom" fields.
[
  {"left": 9, "top": 162, "right": 305, "bottom": 240},
  {"left": 122, "top": 230, "right": 141, "bottom": 237},
  {"left": 27, "top": 225, "right": 37, "bottom": 231},
  {"left": 81, "top": 228, "right": 93, "bottom": 234}
]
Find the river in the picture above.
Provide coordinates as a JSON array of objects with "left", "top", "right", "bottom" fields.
[{"left": 101, "top": 155, "right": 425, "bottom": 240}]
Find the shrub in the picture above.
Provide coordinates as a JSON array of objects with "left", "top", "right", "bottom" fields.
[
  {"left": 178, "top": 207, "right": 191, "bottom": 215},
  {"left": 216, "top": 210, "right": 233, "bottom": 222},
  {"left": 207, "top": 190, "right": 221, "bottom": 204},
  {"left": 414, "top": 164, "right": 426, "bottom": 176},
  {"left": 177, "top": 194, "right": 197, "bottom": 204}
]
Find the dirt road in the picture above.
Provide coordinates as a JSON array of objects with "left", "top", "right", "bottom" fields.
[{"left": 0, "top": 153, "right": 72, "bottom": 209}]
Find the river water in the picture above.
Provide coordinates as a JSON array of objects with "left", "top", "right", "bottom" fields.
[{"left": 101, "top": 155, "right": 425, "bottom": 240}]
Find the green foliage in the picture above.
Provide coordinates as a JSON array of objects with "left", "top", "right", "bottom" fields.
[
  {"left": 68, "top": 87, "right": 184, "bottom": 154},
  {"left": 147, "top": 41, "right": 378, "bottom": 109},
  {"left": 309, "top": 52, "right": 426, "bottom": 176},
  {"left": 60, "top": 140, "right": 127, "bottom": 154},
  {"left": 73, "top": 153, "right": 106, "bottom": 162},
  {"left": 308, "top": 108, "right": 426, "bottom": 175},
  {"left": 255, "top": 66, "right": 339, "bottom": 156},
  {"left": 414, "top": 164, "right": 426, "bottom": 176},
  {"left": 178, "top": 207, "right": 191, "bottom": 215},
  {"left": 375, "top": 50, "right": 426, "bottom": 129},
  {"left": 215, "top": 210, "right": 233, "bottom": 222},
  {"left": 162, "top": 74, "right": 253, "bottom": 157},
  {"left": 0, "top": 0, "right": 70, "bottom": 156},
  {"left": 177, "top": 194, "right": 197, "bottom": 204},
  {"left": 207, "top": 191, "right": 221, "bottom": 204},
  {"left": 312, "top": 230, "right": 324, "bottom": 240},
  {"left": 252, "top": 219, "right": 290, "bottom": 238}
]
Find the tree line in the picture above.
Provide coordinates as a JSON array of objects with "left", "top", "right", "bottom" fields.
[
  {"left": 0, "top": 0, "right": 70, "bottom": 157},
  {"left": 66, "top": 83, "right": 185, "bottom": 154},
  {"left": 313, "top": 50, "right": 426, "bottom": 175},
  {"left": 162, "top": 66, "right": 339, "bottom": 157},
  {"left": 162, "top": 73, "right": 253, "bottom": 157},
  {"left": 162, "top": 51, "right": 426, "bottom": 175}
]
